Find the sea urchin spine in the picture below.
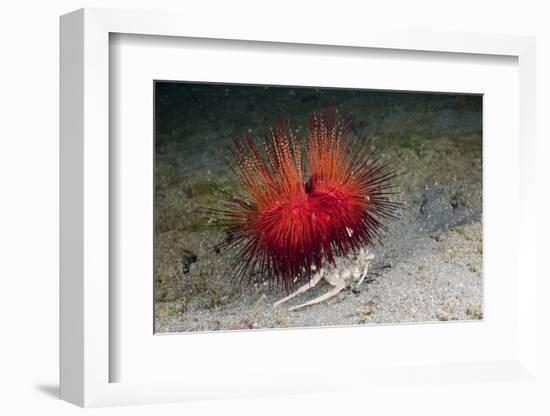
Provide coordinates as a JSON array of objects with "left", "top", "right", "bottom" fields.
[{"left": 215, "top": 108, "right": 399, "bottom": 291}]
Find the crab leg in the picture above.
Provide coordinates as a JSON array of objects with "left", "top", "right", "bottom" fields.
[
  {"left": 355, "top": 251, "right": 374, "bottom": 287},
  {"left": 272, "top": 270, "right": 323, "bottom": 308},
  {"left": 287, "top": 281, "right": 346, "bottom": 312}
]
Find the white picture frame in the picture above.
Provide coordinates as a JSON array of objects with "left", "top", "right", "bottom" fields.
[{"left": 60, "top": 7, "right": 538, "bottom": 408}]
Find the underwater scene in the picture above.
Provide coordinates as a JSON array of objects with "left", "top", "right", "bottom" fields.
[{"left": 154, "top": 82, "right": 482, "bottom": 333}]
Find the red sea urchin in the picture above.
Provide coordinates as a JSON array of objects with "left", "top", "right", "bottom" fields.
[{"left": 214, "top": 108, "right": 400, "bottom": 291}]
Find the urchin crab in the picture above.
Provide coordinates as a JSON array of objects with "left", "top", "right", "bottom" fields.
[{"left": 273, "top": 247, "right": 374, "bottom": 311}]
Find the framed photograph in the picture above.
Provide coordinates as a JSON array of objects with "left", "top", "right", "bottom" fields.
[{"left": 60, "top": 8, "right": 538, "bottom": 408}]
